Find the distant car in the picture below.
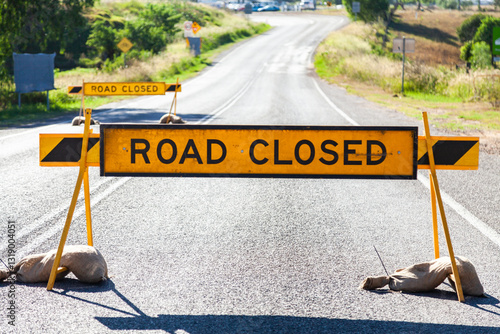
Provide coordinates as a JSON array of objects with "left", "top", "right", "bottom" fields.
[
  {"left": 258, "top": 5, "right": 280, "bottom": 11},
  {"left": 252, "top": 4, "right": 262, "bottom": 11},
  {"left": 300, "top": 1, "right": 314, "bottom": 10}
]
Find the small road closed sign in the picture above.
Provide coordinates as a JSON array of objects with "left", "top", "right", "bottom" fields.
[
  {"left": 83, "top": 82, "right": 181, "bottom": 96},
  {"left": 99, "top": 125, "right": 418, "bottom": 179}
]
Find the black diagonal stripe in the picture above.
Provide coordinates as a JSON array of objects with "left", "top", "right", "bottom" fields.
[
  {"left": 42, "top": 138, "right": 99, "bottom": 163},
  {"left": 166, "top": 84, "right": 180, "bottom": 92},
  {"left": 69, "top": 86, "right": 82, "bottom": 94},
  {"left": 418, "top": 140, "right": 477, "bottom": 166}
]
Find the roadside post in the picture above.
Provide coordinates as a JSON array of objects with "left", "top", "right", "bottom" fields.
[
  {"left": 13, "top": 53, "right": 56, "bottom": 111},
  {"left": 185, "top": 21, "right": 202, "bottom": 56},
  {"left": 352, "top": 2, "right": 360, "bottom": 21},
  {"left": 393, "top": 37, "right": 415, "bottom": 95},
  {"left": 117, "top": 38, "right": 133, "bottom": 68},
  {"left": 184, "top": 21, "right": 194, "bottom": 48},
  {"left": 244, "top": 2, "right": 253, "bottom": 16}
]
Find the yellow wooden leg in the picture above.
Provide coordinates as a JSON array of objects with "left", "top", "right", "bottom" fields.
[
  {"left": 47, "top": 108, "right": 93, "bottom": 291},
  {"left": 430, "top": 174, "right": 439, "bottom": 259},
  {"left": 423, "top": 112, "right": 464, "bottom": 302},
  {"left": 84, "top": 167, "right": 93, "bottom": 246}
]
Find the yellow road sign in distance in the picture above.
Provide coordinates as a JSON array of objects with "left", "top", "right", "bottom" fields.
[
  {"left": 117, "top": 37, "right": 133, "bottom": 53},
  {"left": 100, "top": 125, "right": 418, "bottom": 179},
  {"left": 83, "top": 82, "right": 181, "bottom": 96},
  {"left": 192, "top": 21, "right": 201, "bottom": 34}
]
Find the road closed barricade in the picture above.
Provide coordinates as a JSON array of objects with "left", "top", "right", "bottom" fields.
[{"left": 40, "top": 109, "right": 479, "bottom": 302}]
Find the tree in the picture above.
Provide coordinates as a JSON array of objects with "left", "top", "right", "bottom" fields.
[
  {"left": 86, "top": 20, "right": 118, "bottom": 61},
  {"left": 0, "top": 0, "right": 95, "bottom": 80},
  {"left": 123, "top": 4, "right": 181, "bottom": 54},
  {"left": 456, "top": 13, "right": 487, "bottom": 44},
  {"left": 473, "top": 16, "right": 500, "bottom": 51},
  {"left": 342, "top": 0, "right": 389, "bottom": 23}
]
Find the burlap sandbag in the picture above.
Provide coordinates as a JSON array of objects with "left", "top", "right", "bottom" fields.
[
  {"left": 360, "top": 256, "right": 484, "bottom": 297},
  {"left": 3, "top": 245, "right": 108, "bottom": 284}
]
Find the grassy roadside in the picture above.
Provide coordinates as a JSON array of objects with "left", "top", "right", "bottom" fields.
[
  {"left": 314, "top": 8, "right": 500, "bottom": 154},
  {"left": 0, "top": 5, "right": 269, "bottom": 128}
]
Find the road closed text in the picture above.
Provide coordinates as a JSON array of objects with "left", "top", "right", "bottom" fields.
[
  {"left": 100, "top": 125, "right": 418, "bottom": 179},
  {"left": 84, "top": 82, "right": 167, "bottom": 96},
  {"left": 130, "top": 138, "right": 388, "bottom": 166}
]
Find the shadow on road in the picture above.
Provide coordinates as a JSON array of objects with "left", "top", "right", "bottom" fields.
[
  {"left": 93, "top": 108, "right": 211, "bottom": 124},
  {"left": 43, "top": 278, "right": 500, "bottom": 332},
  {"left": 94, "top": 313, "right": 500, "bottom": 333}
]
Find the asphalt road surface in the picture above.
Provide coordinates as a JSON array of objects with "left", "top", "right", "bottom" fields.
[{"left": 1, "top": 13, "right": 500, "bottom": 333}]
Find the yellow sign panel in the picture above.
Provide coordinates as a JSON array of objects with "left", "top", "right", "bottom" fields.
[
  {"left": 100, "top": 125, "right": 418, "bottom": 179},
  {"left": 68, "top": 86, "right": 83, "bottom": 95},
  {"left": 40, "top": 133, "right": 100, "bottom": 167},
  {"left": 83, "top": 82, "right": 181, "bottom": 96},
  {"left": 117, "top": 37, "right": 133, "bottom": 53},
  {"left": 192, "top": 22, "right": 201, "bottom": 34},
  {"left": 417, "top": 136, "right": 479, "bottom": 170}
]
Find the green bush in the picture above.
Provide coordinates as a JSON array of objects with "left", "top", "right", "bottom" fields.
[
  {"left": 436, "top": 0, "right": 458, "bottom": 10},
  {"left": 456, "top": 13, "right": 486, "bottom": 43},
  {"left": 86, "top": 20, "right": 119, "bottom": 60},
  {"left": 471, "top": 41, "right": 492, "bottom": 69},
  {"left": 342, "top": 0, "right": 389, "bottom": 23},
  {"left": 171, "top": 2, "right": 223, "bottom": 27},
  {"left": 473, "top": 16, "right": 500, "bottom": 48},
  {"left": 123, "top": 4, "right": 181, "bottom": 55},
  {"left": 460, "top": 41, "right": 473, "bottom": 62}
]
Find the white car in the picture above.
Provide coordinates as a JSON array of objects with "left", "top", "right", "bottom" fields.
[{"left": 300, "top": 1, "right": 314, "bottom": 10}]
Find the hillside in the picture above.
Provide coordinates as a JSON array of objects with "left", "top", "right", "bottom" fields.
[{"left": 390, "top": 8, "right": 500, "bottom": 67}]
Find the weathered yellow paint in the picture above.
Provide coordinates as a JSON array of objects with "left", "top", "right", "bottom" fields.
[
  {"left": 83, "top": 82, "right": 181, "bottom": 96},
  {"left": 100, "top": 126, "right": 417, "bottom": 178},
  {"left": 417, "top": 136, "right": 479, "bottom": 170},
  {"left": 67, "top": 86, "right": 83, "bottom": 94},
  {"left": 39, "top": 133, "right": 100, "bottom": 167}
]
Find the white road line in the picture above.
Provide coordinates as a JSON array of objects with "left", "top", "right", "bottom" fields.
[
  {"left": 313, "top": 78, "right": 500, "bottom": 249},
  {"left": 14, "top": 177, "right": 114, "bottom": 241},
  {"left": 198, "top": 70, "right": 262, "bottom": 124},
  {"left": 17, "top": 177, "right": 131, "bottom": 258},
  {"left": 0, "top": 123, "right": 61, "bottom": 141},
  {"left": 312, "top": 79, "right": 359, "bottom": 126},
  {"left": 418, "top": 172, "right": 500, "bottom": 248}
]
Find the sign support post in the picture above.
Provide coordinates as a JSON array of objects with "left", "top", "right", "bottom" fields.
[
  {"left": 422, "top": 111, "right": 464, "bottom": 302},
  {"left": 402, "top": 37, "right": 406, "bottom": 95},
  {"left": 430, "top": 176, "right": 439, "bottom": 259},
  {"left": 393, "top": 37, "right": 415, "bottom": 95},
  {"left": 47, "top": 108, "right": 94, "bottom": 291}
]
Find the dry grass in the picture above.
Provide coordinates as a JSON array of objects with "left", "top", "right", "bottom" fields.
[
  {"left": 392, "top": 8, "right": 500, "bottom": 66},
  {"left": 55, "top": 45, "right": 190, "bottom": 89}
]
